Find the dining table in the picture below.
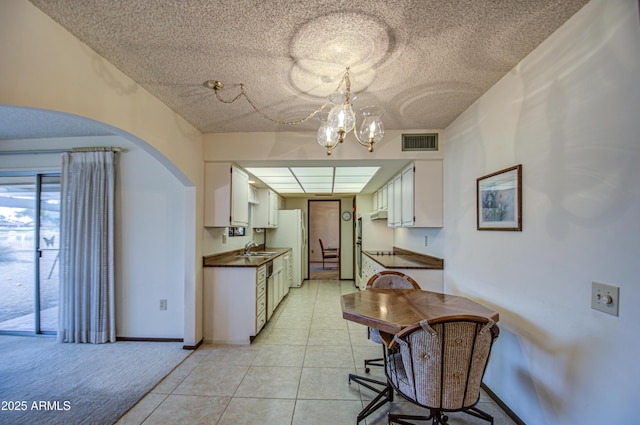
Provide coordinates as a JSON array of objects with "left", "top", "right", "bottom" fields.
[
  {"left": 342, "top": 288, "right": 499, "bottom": 333},
  {"left": 341, "top": 288, "right": 499, "bottom": 423}
]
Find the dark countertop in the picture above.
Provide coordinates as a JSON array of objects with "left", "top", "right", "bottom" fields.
[
  {"left": 364, "top": 247, "right": 443, "bottom": 270},
  {"left": 203, "top": 247, "right": 291, "bottom": 268}
]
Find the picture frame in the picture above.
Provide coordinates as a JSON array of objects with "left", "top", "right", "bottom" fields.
[{"left": 476, "top": 164, "right": 522, "bottom": 231}]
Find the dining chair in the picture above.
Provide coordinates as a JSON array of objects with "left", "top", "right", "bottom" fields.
[
  {"left": 318, "top": 238, "right": 339, "bottom": 269},
  {"left": 364, "top": 271, "right": 420, "bottom": 373},
  {"left": 385, "top": 316, "right": 500, "bottom": 425},
  {"left": 347, "top": 271, "right": 421, "bottom": 423}
]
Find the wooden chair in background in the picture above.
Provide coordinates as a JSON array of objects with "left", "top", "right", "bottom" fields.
[{"left": 318, "top": 238, "right": 339, "bottom": 269}]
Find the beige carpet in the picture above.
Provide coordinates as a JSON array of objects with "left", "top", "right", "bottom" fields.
[{"left": 0, "top": 335, "right": 191, "bottom": 424}]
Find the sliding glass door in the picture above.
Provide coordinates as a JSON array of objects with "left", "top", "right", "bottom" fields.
[{"left": 0, "top": 174, "right": 60, "bottom": 335}]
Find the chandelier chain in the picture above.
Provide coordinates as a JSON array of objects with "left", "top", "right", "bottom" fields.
[{"left": 212, "top": 68, "right": 352, "bottom": 126}]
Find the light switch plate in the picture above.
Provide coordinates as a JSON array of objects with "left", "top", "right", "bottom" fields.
[{"left": 591, "top": 281, "right": 619, "bottom": 316}]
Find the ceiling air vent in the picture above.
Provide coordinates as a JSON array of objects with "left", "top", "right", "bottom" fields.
[{"left": 402, "top": 133, "right": 438, "bottom": 151}]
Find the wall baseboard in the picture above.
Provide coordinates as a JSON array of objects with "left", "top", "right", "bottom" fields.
[
  {"left": 116, "top": 336, "right": 183, "bottom": 343},
  {"left": 481, "top": 383, "right": 527, "bottom": 425},
  {"left": 182, "top": 338, "right": 203, "bottom": 351}
]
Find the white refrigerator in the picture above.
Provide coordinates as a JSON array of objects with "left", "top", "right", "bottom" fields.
[{"left": 267, "top": 209, "right": 306, "bottom": 287}]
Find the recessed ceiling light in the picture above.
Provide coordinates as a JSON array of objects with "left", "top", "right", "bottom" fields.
[{"left": 246, "top": 166, "right": 379, "bottom": 194}]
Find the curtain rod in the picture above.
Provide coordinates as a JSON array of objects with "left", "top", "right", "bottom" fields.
[{"left": 0, "top": 147, "right": 123, "bottom": 156}]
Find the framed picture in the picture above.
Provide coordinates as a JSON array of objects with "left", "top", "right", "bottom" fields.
[{"left": 477, "top": 165, "right": 522, "bottom": 231}]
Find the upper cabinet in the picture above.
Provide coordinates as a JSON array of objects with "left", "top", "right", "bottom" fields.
[
  {"left": 376, "top": 160, "right": 442, "bottom": 227},
  {"left": 204, "top": 163, "right": 249, "bottom": 227},
  {"left": 400, "top": 164, "right": 415, "bottom": 226},
  {"left": 371, "top": 183, "right": 389, "bottom": 213},
  {"left": 389, "top": 174, "right": 402, "bottom": 227},
  {"left": 254, "top": 188, "right": 280, "bottom": 228},
  {"left": 387, "top": 160, "right": 443, "bottom": 228}
]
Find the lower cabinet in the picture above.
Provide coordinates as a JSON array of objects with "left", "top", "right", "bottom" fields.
[
  {"left": 203, "top": 250, "right": 291, "bottom": 345},
  {"left": 256, "top": 265, "right": 267, "bottom": 333},
  {"left": 204, "top": 264, "right": 267, "bottom": 344},
  {"left": 283, "top": 252, "right": 292, "bottom": 295},
  {"left": 267, "top": 253, "right": 285, "bottom": 320},
  {"left": 360, "top": 254, "right": 443, "bottom": 292}
]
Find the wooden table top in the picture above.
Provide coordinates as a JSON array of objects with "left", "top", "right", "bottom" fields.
[{"left": 341, "top": 289, "right": 499, "bottom": 335}]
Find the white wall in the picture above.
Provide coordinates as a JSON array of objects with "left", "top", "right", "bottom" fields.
[
  {"left": 441, "top": 0, "right": 640, "bottom": 423},
  {"left": 0, "top": 136, "right": 187, "bottom": 339},
  {"left": 115, "top": 141, "right": 185, "bottom": 338}
]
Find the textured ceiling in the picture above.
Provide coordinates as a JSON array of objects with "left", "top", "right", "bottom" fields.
[{"left": 27, "top": 0, "right": 589, "bottom": 135}]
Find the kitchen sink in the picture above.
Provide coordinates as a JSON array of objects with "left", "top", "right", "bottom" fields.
[{"left": 236, "top": 251, "right": 276, "bottom": 257}]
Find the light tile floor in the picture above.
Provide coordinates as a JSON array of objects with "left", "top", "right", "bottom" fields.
[{"left": 117, "top": 280, "right": 517, "bottom": 425}]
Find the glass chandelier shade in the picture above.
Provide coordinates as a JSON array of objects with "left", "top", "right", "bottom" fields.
[
  {"left": 317, "top": 120, "right": 340, "bottom": 155},
  {"left": 356, "top": 106, "right": 385, "bottom": 152},
  {"left": 327, "top": 102, "right": 355, "bottom": 143}
]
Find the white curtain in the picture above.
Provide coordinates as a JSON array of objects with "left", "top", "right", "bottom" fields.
[{"left": 58, "top": 151, "right": 116, "bottom": 343}]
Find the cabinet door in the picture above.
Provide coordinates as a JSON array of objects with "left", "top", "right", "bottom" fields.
[
  {"left": 254, "top": 188, "right": 279, "bottom": 228},
  {"left": 204, "top": 163, "right": 231, "bottom": 227},
  {"left": 372, "top": 190, "right": 379, "bottom": 211},
  {"left": 387, "top": 180, "right": 395, "bottom": 227},
  {"left": 269, "top": 190, "right": 279, "bottom": 227},
  {"left": 231, "top": 166, "right": 249, "bottom": 227},
  {"left": 401, "top": 164, "right": 414, "bottom": 226},
  {"left": 412, "top": 160, "right": 443, "bottom": 227},
  {"left": 391, "top": 174, "right": 402, "bottom": 227},
  {"left": 381, "top": 184, "right": 388, "bottom": 211},
  {"left": 283, "top": 253, "right": 292, "bottom": 295}
]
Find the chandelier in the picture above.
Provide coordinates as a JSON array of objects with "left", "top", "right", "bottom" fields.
[{"left": 204, "top": 67, "right": 384, "bottom": 156}]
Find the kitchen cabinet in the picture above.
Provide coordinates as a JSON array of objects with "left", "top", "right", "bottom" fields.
[
  {"left": 361, "top": 254, "right": 384, "bottom": 289},
  {"left": 387, "top": 160, "right": 443, "bottom": 228},
  {"left": 256, "top": 265, "right": 267, "bottom": 333},
  {"left": 360, "top": 252, "right": 444, "bottom": 292},
  {"left": 283, "top": 251, "right": 292, "bottom": 296},
  {"left": 405, "top": 160, "right": 443, "bottom": 227},
  {"left": 380, "top": 184, "right": 388, "bottom": 211},
  {"left": 204, "top": 163, "right": 249, "bottom": 227},
  {"left": 372, "top": 184, "right": 388, "bottom": 213},
  {"left": 254, "top": 188, "right": 279, "bottom": 228},
  {"left": 401, "top": 164, "right": 414, "bottom": 226},
  {"left": 372, "top": 189, "right": 379, "bottom": 211},
  {"left": 267, "top": 254, "right": 285, "bottom": 320},
  {"left": 388, "top": 174, "right": 402, "bottom": 228},
  {"left": 203, "top": 263, "right": 267, "bottom": 344}
]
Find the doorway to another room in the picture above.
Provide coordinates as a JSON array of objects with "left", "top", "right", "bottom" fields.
[{"left": 308, "top": 200, "right": 340, "bottom": 280}]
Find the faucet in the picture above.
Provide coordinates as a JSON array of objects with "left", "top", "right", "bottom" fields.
[{"left": 244, "top": 240, "right": 258, "bottom": 254}]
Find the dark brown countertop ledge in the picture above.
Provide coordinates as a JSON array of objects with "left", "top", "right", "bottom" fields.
[
  {"left": 364, "top": 247, "right": 443, "bottom": 270},
  {"left": 203, "top": 246, "right": 291, "bottom": 268}
]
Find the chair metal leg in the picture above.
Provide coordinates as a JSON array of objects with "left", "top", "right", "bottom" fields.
[
  {"left": 387, "top": 412, "right": 434, "bottom": 424},
  {"left": 349, "top": 373, "right": 393, "bottom": 423},
  {"left": 364, "top": 357, "right": 384, "bottom": 373},
  {"left": 388, "top": 407, "right": 493, "bottom": 425},
  {"left": 464, "top": 406, "right": 494, "bottom": 424}
]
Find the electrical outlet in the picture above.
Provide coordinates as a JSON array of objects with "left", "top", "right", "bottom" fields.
[
  {"left": 160, "top": 299, "right": 167, "bottom": 311},
  {"left": 222, "top": 233, "right": 227, "bottom": 244},
  {"left": 424, "top": 235, "right": 428, "bottom": 246},
  {"left": 591, "top": 281, "right": 619, "bottom": 316}
]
